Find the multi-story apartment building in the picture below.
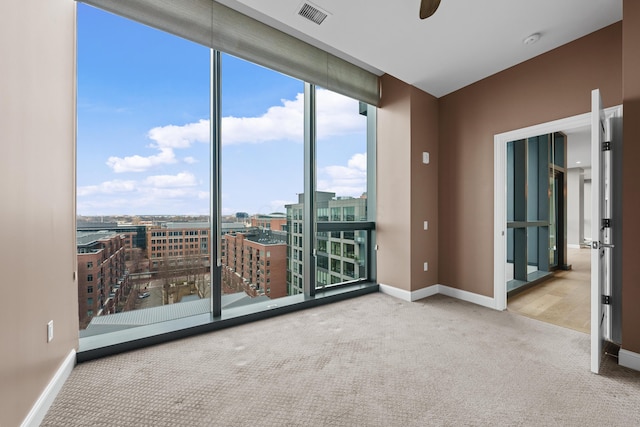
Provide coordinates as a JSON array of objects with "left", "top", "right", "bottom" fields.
[
  {"left": 221, "top": 229, "right": 287, "bottom": 298},
  {"left": 77, "top": 231, "right": 129, "bottom": 329},
  {"left": 77, "top": 221, "right": 146, "bottom": 258},
  {"left": 286, "top": 192, "right": 367, "bottom": 295},
  {"left": 146, "top": 222, "right": 210, "bottom": 272}
]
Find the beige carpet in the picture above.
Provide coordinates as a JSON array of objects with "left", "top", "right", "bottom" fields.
[{"left": 42, "top": 293, "right": 640, "bottom": 426}]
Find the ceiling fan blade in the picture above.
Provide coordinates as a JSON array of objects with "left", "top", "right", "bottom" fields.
[{"left": 420, "top": 0, "right": 441, "bottom": 19}]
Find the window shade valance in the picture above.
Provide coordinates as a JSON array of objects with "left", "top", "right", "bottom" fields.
[{"left": 78, "top": 0, "right": 381, "bottom": 106}]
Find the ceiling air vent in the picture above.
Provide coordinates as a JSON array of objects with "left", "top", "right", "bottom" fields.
[{"left": 298, "top": 2, "right": 329, "bottom": 25}]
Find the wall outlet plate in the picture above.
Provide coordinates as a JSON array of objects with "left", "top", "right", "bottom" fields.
[{"left": 423, "top": 262, "right": 429, "bottom": 271}]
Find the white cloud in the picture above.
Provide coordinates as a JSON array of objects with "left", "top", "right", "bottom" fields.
[
  {"left": 221, "top": 89, "right": 364, "bottom": 144},
  {"left": 77, "top": 179, "right": 137, "bottom": 196},
  {"left": 316, "top": 90, "right": 366, "bottom": 140},
  {"left": 318, "top": 153, "right": 367, "bottom": 198},
  {"left": 104, "top": 89, "right": 365, "bottom": 174},
  {"left": 144, "top": 171, "right": 197, "bottom": 188},
  {"left": 78, "top": 172, "right": 208, "bottom": 215},
  {"left": 106, "top": 120, "right": 208, "bottom": 173},
  {"left": 147, "top": 119, "right": 209, "bottom": 149},
  {"left": 221, "top": 94, "right": 304, "bottom": 145},
  {"left": 347, "top": 152, "right": 367, "bottom": 170},
  {"left": 184, "top": 156, "right": 197, "bottom": 164},
  {"left": 107, "top": 147, "right": 176, "bottom": 173}
]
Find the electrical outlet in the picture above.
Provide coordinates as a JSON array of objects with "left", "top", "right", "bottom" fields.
[
  {"left": 47, "top": 320, "right": 54, "bottom": 343},
  {"left": 424, "top": 221, "right": 429, "bottom": 230},
  {"left": 422, "top": 152, "right": 430, "bottom": 164},
  {"left": 423, "top": 262, "right": 429, "bottom": 272}
]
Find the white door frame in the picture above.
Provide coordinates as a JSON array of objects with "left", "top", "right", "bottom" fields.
[{"left": 493, "top": 106, "right": 622, "bottom": 311}]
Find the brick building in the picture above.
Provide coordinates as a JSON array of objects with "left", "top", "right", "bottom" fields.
[
  {"left": 77, "top": 221, "right": 147, "bottom": 258},
  {"left": 250, "top": 214, "right": 287, "bottom": 231},
  {"left": 77, "top": 231, "right": 129, "bottom": 329},
  {"left": 221, "top": 229, "right": 287, "bottom": 298},
  {"left": 146, "top": 222, "right": 210, "bottom": 273}
]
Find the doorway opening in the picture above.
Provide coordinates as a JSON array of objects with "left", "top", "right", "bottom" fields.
[
  {"left": 494, "top": 94, "right": 622, "bottom": 373},
  {"left": 493, "top": 106, "right": 621, "bottom": 314},
  {"left": 502, "top": 129, "right": 591, "bottom": 332}
]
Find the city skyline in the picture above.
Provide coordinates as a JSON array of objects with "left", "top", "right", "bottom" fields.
[{"left": 77, "top": 4, "right": 367, "bottom": 217}]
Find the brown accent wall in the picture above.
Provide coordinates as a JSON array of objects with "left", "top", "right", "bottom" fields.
[
  {"left": 410, "top": 86, "right": 439, "bottom": 287},
  {"left": 0, "top": 0, "right": 78, "bottom": 425},
  {"left": 622, "top": 0, "right": 640, "bottom": 354},
  {"left": 377, "top": 75, "right": 413, "bottom": 290},
  {"left": 377, "top": 75, "right": 439, "bottom": 292},
  {"left": 438, "top": 23, "right": 623, "bottom": 296}
]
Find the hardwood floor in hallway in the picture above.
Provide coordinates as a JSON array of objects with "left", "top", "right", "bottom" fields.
[{"left": 508, "top": 247, "right": 591, "bottom": 334}]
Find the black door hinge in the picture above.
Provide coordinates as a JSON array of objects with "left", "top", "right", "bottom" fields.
[
  {"left": 602, "top": 295, "right": 611, "bottom": 305},
  {"left": 602, "top": 218, "right": 611, "bottom": 228},
  {"left": 602, "top": 141, "right": 611, "bottom": 151}
]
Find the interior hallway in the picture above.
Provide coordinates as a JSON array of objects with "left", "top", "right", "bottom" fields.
[{"left": 508, "top": 247, "right": 591, "bottom": 333}]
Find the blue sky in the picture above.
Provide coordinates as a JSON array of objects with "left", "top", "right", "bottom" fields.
[{"left": 77, "top": 4, "right": 367, "bottom": 216}]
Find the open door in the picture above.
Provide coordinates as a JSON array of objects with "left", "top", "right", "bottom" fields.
[{"left": 590, "top": 89, "right": 613, "bottom": 374}]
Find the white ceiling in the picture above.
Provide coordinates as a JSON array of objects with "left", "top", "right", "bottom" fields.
[
  {"left": 215, "top": 0, "right": 618, "bottom": 166},
  {"left": 216, "top": 0, "right": 622, "bottom": 97}
]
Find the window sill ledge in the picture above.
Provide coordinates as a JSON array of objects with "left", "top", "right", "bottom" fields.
[{"left": 77, "top": 282, "right": 379, "bottom": 362}]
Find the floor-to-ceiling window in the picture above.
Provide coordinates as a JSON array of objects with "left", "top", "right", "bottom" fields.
[
  {"left": 76, "top": 3, "right": 377, "bottom": 356},
  {"left": 220, "top": 54, "right": 304, "bottom": 304},
  {"left": 315, "top": 88, "right": 370, "bottom": 289},
  {"left": 77, "top": 4, "right": 211, "bottom": 336}
]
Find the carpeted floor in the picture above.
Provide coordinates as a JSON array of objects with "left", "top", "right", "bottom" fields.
[{"left": 42, "top": 293, "right": 640, "bottom": 426}]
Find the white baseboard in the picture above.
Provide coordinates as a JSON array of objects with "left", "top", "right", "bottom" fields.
[
  {"left": 21, "top": 349, "right": 76, "bottom": 427},
  {"left": 378, "top": 284, "right": 416, "bottom": 301},
  {"left": 567, "top": 244, "right": 581, "bottom": 249},
  {"left": 619, "top": 349, "right": 640, "bottom": 373},
  {"left": 437, "top": 284, "right": 496, "bottom": 309},
  {"left": 379, "top": 283, "right": 496, "bottom": 310}
]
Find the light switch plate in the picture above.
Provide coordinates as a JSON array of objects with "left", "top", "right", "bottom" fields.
[
  {"left": 47, "top": 320, "right": 54, "bottom": 343},
  {"left": 422, "top": 152, "right": 430, "bottom": 164}
]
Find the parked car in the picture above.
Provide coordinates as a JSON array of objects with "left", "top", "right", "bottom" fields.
[{"left": 138, "top": 292, "right": 150, "bottom": 299}]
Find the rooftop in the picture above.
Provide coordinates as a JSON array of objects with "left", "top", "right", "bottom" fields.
[
  {"left": 76, "top": 230, "right": 118, "bottom": 247},
  {"left": 164, "top": 221, "right": 211, "bottom": 229},
  {"left": 245, "top": 229, "right": 287, "bottom": 245}
]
